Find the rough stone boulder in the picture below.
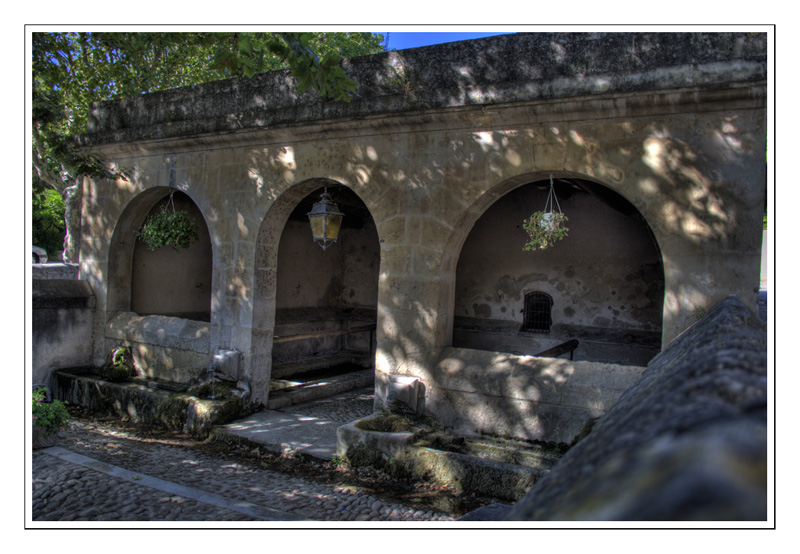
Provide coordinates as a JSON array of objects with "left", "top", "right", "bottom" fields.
[{"left": 505, "top": 295, "right": 768, "bottom": 521}]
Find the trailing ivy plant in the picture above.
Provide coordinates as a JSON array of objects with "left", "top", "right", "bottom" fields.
[
  {"left": 137, "top": 202, "right": 200, "bottom": 252},
  {"left": 522, "top": 211, "right": 569, "bottom": 251}
]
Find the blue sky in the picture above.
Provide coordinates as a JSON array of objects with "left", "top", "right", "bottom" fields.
[{"left": 382, "top": 32, "right": 515, "bottom": 51}]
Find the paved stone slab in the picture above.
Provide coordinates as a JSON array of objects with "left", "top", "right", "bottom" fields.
[
  {"left": 216, "top": 410, "right": 341, "bottom": 460},
  {"left": 216, "top": 386, "right": 376, "bottom": 460}
]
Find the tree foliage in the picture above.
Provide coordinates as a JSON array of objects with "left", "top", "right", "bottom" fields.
[
  {"left": 32, "top": 31, "right": 384, "bottom": 194},
  {"left": 31, "top": 31, "right": 385, "bottom": 257},
  {"left": 31, "top": 181, "right": 66, "bottom": 260}
]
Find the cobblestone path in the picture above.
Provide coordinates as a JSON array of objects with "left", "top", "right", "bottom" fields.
[{"left": 30, "top": 387, "right": 456, "bottom": 524}]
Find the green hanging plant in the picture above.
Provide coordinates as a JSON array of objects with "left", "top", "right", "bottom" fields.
[
  {"left": 523, "top": 211, "right": 569, "bottom": 251},
  {"left": 137, "top": 193, "right": 200, "bottom": 251},
  {"left": 522, "top": 175, "right": 570, "bottom": 252}
]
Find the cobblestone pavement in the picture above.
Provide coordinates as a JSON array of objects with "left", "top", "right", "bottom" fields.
[
  {"left": 284, "top": 386, "right": 377, "bottom": 424},
  {"left": 30, "top": 387, "right": 456, "bottom": 524}
]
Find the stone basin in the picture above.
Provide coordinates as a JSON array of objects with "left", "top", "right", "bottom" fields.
[{"left": 52, "top": 368, "right": 246, "bottom": 438}]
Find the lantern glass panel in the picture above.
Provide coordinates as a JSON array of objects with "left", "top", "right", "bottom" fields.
[
  {"left": 324, "top": 214, "right": 343, "bottom": 240},
  {"left": 309, "top": 214, "right": 326, "bottom": 241}
]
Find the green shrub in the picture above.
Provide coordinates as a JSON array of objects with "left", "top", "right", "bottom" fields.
[{"left": 32, "top": 388, "right": 69, "bottom": 437}]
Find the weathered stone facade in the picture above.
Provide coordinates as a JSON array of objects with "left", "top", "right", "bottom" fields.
[
  {"left": 74, "top": 33, "right": 767, "bottom": 442},
  {"left": 32, "top": 264, "right": 96, "bottom": 386}
]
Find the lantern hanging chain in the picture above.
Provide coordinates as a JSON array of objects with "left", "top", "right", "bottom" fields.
[{"left": 544, "top": 174, "right": 562, "bottom": 214}]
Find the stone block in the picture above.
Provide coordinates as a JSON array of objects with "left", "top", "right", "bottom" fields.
[
  {"left": 32, "top": 279, "right": 96, "bottom": 385},
  {"left": 458, "top": 503, "right": 513, "bottom": 521},
  {"left": 382, "top": 374, "right": 423, "bottom": 412},
  {"left": 32, "top": 263, "right": 80, "bottom": 280},
  {"left": 212, "top": 348, "right": 241, "bottom": 381}
]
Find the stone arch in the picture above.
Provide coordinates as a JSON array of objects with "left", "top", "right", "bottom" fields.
[
  {"left": 439, "top": 171, "right": 665, "bottom": 364},
  {"left": 107, "top": 187, "right": 213, "bottom": 320},
  {"left": 249, "top": 179, "right": 381, "bottom": 404}
]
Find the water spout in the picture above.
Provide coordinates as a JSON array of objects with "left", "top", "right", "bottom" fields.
[{"left": 207, "top": 361, "right": 218, "bottom": 400}]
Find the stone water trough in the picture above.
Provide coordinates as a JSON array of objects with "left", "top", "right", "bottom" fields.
[
  {"left": 53, "top": 368, "right": 248, "bottom": 438},
  {"left": 337, "top": 412, "right": 566, "bottom": 501}
]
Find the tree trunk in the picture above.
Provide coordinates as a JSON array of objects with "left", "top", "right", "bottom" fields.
[{"left": 61, "top": 180, "right": 83, "bottom": 263}]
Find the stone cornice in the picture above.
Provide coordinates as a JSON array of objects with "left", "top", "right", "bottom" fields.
[
  {"left": 81, "top": 82, "right": 767, "bottom": 158},
  {"left": 76, "top": 32, "right": 768, "bottom": 151}
]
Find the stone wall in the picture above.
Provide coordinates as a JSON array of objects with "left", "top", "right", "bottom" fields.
[
  {"left": 32, "top": 269, "right": 96, "bottom": 387},
  {"left": 505, "top": 296, "right": 767, "bottom": 520},
  {"left": 430, "top": 348, "right": 646, "bottom": 443},
  {"left": 74, "top": 32, "right": 768, "bottom": 429}
]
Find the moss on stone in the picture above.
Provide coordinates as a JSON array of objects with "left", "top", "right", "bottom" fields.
[
  {"left": 411, "top": 430, "right": 468, "bottom": 454},
  {"left": 100, "top": 346, "right": 136, "bottom": 382},
  {"left": 354, "top": 413, "right": 414, "bottom": 433},
  {"left": 156, "top": 395, "right": 189, "bottom": 429},
  {"left": 186, "top": 380, "right": 237, "bottom": 400}
]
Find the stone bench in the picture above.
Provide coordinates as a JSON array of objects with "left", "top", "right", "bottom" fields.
[{"left": 272, "top": 307, "right": 376, "bottom": 363}]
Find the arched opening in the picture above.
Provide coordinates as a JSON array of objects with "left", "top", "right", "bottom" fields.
[
  {"left": 130, "top": 191, "right": 213, "bottom": 321},
  {"left": 453, "top": 176, "right": 664, "bottom": 366},
  {"left": 103, "top": 187, "right": 213, "bottom": 384},
  {"left": 253, "top": 182, "right": 381, "bottom": 407}
]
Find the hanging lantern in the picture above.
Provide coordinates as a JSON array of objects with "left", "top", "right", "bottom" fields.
[{"left": 307, "top": 187, "right": 345, "bottom": 250}]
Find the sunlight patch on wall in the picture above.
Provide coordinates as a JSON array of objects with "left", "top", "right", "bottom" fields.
[{"left": 237, "top": 212, "right": 249, "bottom": 238}]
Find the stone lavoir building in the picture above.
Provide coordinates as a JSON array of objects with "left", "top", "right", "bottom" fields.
[{"left": 73, "top": 32, "right": 767, "bottom": 444}]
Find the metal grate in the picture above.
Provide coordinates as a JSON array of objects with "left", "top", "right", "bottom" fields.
[{"left": 522, "top": 292, "right": 553, "bottom": 333}]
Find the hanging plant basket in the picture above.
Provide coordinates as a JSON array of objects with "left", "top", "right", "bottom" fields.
[
  {"left": 137, "top": 192, "right": 200, "bottom": 252},
  {"left": 522, "top": 175, "right": 569, "bottom": 252}
]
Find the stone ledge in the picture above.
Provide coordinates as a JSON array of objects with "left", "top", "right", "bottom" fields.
[
  {"left": 431, "top": 347, "right": 646, "bottom": 442},
  {"left": 32, "top": 279, "right": 96, "bottom": 309},
  {"left": 105, "top": 311, "right": 210, "bottom": 353},
  {"left": 32, "top": 263, "right": 80, "bottom": 280}
]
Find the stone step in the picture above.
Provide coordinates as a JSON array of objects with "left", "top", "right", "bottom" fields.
[
  {"left": 271, "top": 352, "right": 372, "bottom": 380},
  {"left": 267, "top": 369, "right": 375, "bottom": 410}
]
